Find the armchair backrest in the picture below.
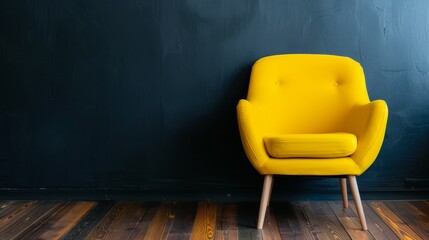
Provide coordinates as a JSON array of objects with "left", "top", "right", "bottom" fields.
[{"left": 247, "top": 54, "right": 370, "bottom": 134}]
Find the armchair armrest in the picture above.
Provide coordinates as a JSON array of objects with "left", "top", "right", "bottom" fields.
[
  {"left": 345, "top": 100, "right": 388, "bottom": 174},
  {"left": 237, "top": 100, "right": 270, "bottom": 171}
]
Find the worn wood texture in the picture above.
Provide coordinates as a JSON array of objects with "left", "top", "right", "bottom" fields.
[
  {"left": 384, "top": 201, "right": 429, "bottom": 239},
  {"left": 215, "top": 203, "right": 238, "bottom": 240},
  {"left": 272, "top": 202, "right": 305, "bottom": 239},
  {"left": 0, "top": 201, "right": 38, "bottom": 230},
  {"left": 84, "top": 201, "right": 160, "bottom": 240},
  {"left": 62, "top": 201, "right": 116, "bottom": 240},
  {"left": 0, "top": 200, "right": 427, "bottom": 239},
  {"left": 237, "top": 202, "right": 262, "bottom": 240},
  {"left": 191, "top": 202, "right": 217, "bottom": 240},
  {"left": 0, "top": 201, "right": 66, "bottom": 240},
  {"left": 349, "top": 202, "right": 399, "bottom": 240},
  {"left": 293, "top": 202, "right": 330, "bottom": 239},
  {"left": 142, "top": 202, "right": 174, "bottom": 240},
  {"left": 167, "top": 202, "right": 198, "bottom": 240},
  {"left": 302, "top": 201, "right": 351, "bottom": 240},
  {"left": 261, "top": 207, "right": 282, "bottom": 240},
  {"left": 329, "top": 201, "right": 374, "bottom": 239},
  {"left": 21, "top": 201, "right": 95, "bottom": 240},
  {"left": 406, "top": 201, "right": 429, "bottom": 238},
  {"left": 369, "top": 201, "right": 423, "bottom": 240}
]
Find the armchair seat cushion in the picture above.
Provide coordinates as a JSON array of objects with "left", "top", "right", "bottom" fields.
[{"left": 264, "top": 133, "right": 357, "bottom": 158}]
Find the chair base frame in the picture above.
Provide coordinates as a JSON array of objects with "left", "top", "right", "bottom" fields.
[{"left": 257, "top": 175, "right": 368, "bottom": 231}]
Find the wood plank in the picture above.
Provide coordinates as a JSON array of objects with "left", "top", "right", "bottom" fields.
[
  {"left": 191, "top": 202, "right": 217, "bottom": 240},
  {"left": 0, "top": 201, "right": 37, "bottom": 229},
  {"left": 272, "top": 202, "right": 306, "bottom": 240},
  {"left": 384, "top": 201, "right": 429, "bottom": 239},
  {"left": 85, "top": 201, "right": 160, "bottom": 240},
  {"left": 302, "top": 201, "right": 351, "bottom": 240},
  {"left": 0, "top": 201, "right": 17, "bottom": 216},
  {"left": 143, "top": 202, "right": 174, "bottom": 240},
  {"left": 0, "top": 201, "right": 66, "bottom": 240},
  {"left": 167, "top": 233, "right": 192, "bottom": 240},
  {"left": 109, "top": 201, "right": 151, "bottom": 239},
  {"left": 166, "top": 202, "right": 198, "bottom": 240},
  {"left": 236, "top": 202, "right": 262, "bottom": 240},
  {"left": 408, "top": 201, "right": 429, "bottom": 218},
  {"left": 216, "top": 203, "right": 237, "bottom": 231},
  {"left": 338, "top": 217, "right": 373, "bottom": 240},
  {"left": 215, "top": 203, "right": 238, "bottom": 240},
  {"left": 408, "top": 201, "right": 429, "bottom": 221},
  {"left": 0, "top": 200, "right": 426, "bottom": 239},
  {"left": 20, "top": 201, "right": 95, "bottom": 240},
  {"left": 214, "top": 230, "right": 238, "bottom": 240},
  {"left": 329, "top": 201, "right": 374, "bottom": 240},
  {"left": 261, "top": 206, "right": 282, "bottom": 240},
  {"left": 348, "top": 201, "right": 399, "bottom": 240},
  {"left": 368, "top": 201, "right": 423, "bottom": 240},
  {"left": 83, "top": 201, "right": 130, "bottom": 239},
  {"left": 126, "top": 202, "right": 160, "bottom": 239},
  {"left": 292, "top": 202, "right": 331, "bottom": 240},
  {"left": 62, "top": 201, "right": 116, "bottom": 240}
]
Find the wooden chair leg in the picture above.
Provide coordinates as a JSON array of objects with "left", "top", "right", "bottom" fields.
[
  {"left": 267, "top": 177, "right": 274, "bottom": 207},
  {"left": 340, "top": 178, "right": 348, "bottom": 208},
  {"left": 348, "top": 175, "right": 368, "bottom": 231},
  {"left": 257, "top": 175, "right": 273, "bottom": 229}
]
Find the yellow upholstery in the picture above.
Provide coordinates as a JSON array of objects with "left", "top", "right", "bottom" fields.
[
  {"left": 237, "top": 54, "right": 388, "bottom": 176},
  {"left": 237, "top": 54, "right": 388, "bottom": 230},
  {"left": 264, "top": 133, "right": 357, "bottom": 158}
]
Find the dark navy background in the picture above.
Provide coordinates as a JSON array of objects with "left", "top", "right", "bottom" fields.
[{"left": 1, "top": 0, "right": 428, "bottom": 199}]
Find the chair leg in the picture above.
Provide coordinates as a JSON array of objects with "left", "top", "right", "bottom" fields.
[
  {"left": 257, "top": 175, "right": 273, "bottom": 229},
  {"left": 340, "top": 178, "right": 348, "bottom": 208},
  {"left": 348, "top": 175, "right": 368, "bottom": 231},
  {"left": 267, "top": 177, "right": 274, "bottom": 207}
]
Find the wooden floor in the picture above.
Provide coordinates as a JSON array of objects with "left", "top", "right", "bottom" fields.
[{"left": 0, "top": 200, "right": 428, "bottom": 239}]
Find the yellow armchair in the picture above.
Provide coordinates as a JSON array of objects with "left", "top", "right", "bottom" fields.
[{"left": 237, "top": 54, "right": 388, "bottom": 230}]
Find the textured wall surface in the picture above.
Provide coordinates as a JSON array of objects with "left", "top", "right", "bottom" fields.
[{"left": 1, "top": 0, "right": 428, "bottom": 199}]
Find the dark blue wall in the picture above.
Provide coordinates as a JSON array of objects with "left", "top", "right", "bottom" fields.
[{"left": 1, "top": 0, "right": 428, "bottom": 199}]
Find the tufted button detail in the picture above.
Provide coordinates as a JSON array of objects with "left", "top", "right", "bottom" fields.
[
  {"left": 275, "top": 81, "right": 280, "bottom": 86},
  {"left": 333, "top": 81, "right": 339, "bottom": 87}
]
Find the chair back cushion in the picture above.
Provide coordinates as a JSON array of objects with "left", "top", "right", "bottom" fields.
[{"left": 247, "top": 54, "right": 370, "bottom": 134}]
